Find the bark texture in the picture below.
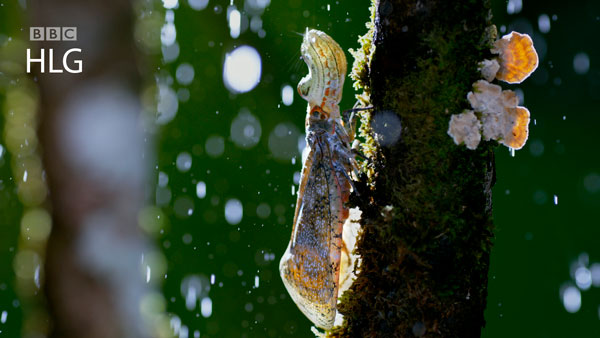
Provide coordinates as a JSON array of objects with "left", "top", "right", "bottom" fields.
[{"left": 332, "top": 1, "right": 496, "bottom": 337}]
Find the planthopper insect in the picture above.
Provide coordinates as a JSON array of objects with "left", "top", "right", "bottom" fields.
[{"left": 279, "top": 28, "right": 363, "bottom": 330}]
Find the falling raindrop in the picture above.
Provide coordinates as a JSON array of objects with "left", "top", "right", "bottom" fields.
[
  {"left": 176, "top": 63, "right": 195, "bottom": 85},
  {"left": 157, "top": 84, "right": 178, "bottom": 125},
  {"left": 230, "top": 109, "right": 262, "bottom": 149},
  {"left": 223, "top": 45, "right": 262, "bottom": 93},
  {"left": 507, "top": 0, "right": 522, "bottom": 14},
  {"left": 162, "top": 42, "right": 180, "bottom": 63},
  {"left": 158, "top": 172, "right": 169, "bottom": 187},
  {"left": 372, "top": 110, "right": 402, "bottom": 146},
  {"left": 561, "top": 285, "right": 581, "bottom": 313},
  {"left": 163, "top": 0, "right": 178, "bottom": 9},
  {"left": 228, "top": 8, "right": 241, "bottom": 39},
  {"left": 256, "top": 203, "right": 271, "bottom": 218},
  {"left": 575, "top": 267, "right": 592, "bottom": 290},
  {"left": 205, "top": 135, "right": 225, "bottom": 157},
  {"left": 529, "top": 139, "right": 544, "bottom": 157},
  {"left": 590, "top": 263, "right": 600, "bottom": 287},
  {"left": 176, "top": 152, "right": 192, "bottom": 172},
  {"left": 538, "top": 14, "right": 550, "bottom": 33},
  {"left": 268, "top": 122, "right": 301, "bottom": 161},
  {"left": 173, "top": 196, "right": 194, "bottom": 219},
  {"left": 573, "top": 53, "right": 590, "bottom": 75},
  {"left": 161, "top": 22, "right": 176, "bottom": 46},
  {"left": 281, "top": 85, "right": 294, "bottom": 106},
  {"left": 225, "top": 199, "right": 243, "bottom": 225},
  {"left": 188, "top": 0, "right": 208, "bottom": 11},
  {"left": 201, "top": 297, "right": 212, "bottom": 317},
  {"left": 196, "top": 181, "right": 206, "bottom": 199}
]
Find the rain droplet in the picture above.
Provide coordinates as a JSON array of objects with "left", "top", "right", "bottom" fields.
[
  {"left": 205, "top": 135, "right": 225, "bottom": 157},
  {"left": 575, "top": 267, "right": 592, "bottom": 290},
  {"left": 174, "top": 196, "right": 194, "bottom": 219},
  {"left": 250, "top": 16, "right": 262, "bottom": 33},
  {"left": 156, "top": 187, "right": 172, "bottom": 206},
  {"left": 506, "top": 0, "right": 522, "bottom": 14},
  {"left": 157, "top": 84, "right": 178, "bottom": 125},
  {"left": 538, "top": 14, "right": 550, "bottom": 33},
  {"left": 281, "top": 84, "right": 294, "bottom": 106},
  {"left": 176, "top": 152, "right": 192, "bottom": 172},
  {"left": 533, "top": 190, "right": 547, "bottom": 205},
  {"left": 201, "top": 297, "right": 212, "bottom": 317},
  {"left": 176, "top": 63, "right": 195, "bottom": 85},
  {"left": 158, "top": 171, "right": 169, "bottom": 187},
  {"left": 177, "top": 88, "right": 190, "bottom": 102},
  {"left": 230, "top": 109, "right": 261, "bottom": 149},
  {"left": 372, "top": 110, "right": 402, "bottom": 146},
  {"left": 223, "top": 45, "right": 262, "bottom": 93},
  {"left": 573, "top": 53, "right": 590, "bottom": 75},
  {"left": 561, "top": 285, "right": 581, "bottom": 313},
  {"left": 590, "top": 263, "right": 600, "bottom": 287},
  {"left": 225, "top": 198, "right": 243, "bottom": 225},
  {"left": 162, "top": 42, "right": 180, "bottom": 63},
  {"left": 196, "top": 181, "right": 206, "bottom": 199},
  {"left": 163, "top": 0, "right": 178, "bottom": 9},
  {"left": 161, "top": 22, "right": 176, "bottom": 46},
  {"left": 268, "top": 122, "right": 301, "bottom": 161},
  {"left": 529, "top": 139, "right": 544, "bottom": 157},
  {"left": 188, "top": 0, "right": 208, "bottom": 11},
  {"left": 584, "top": 173, "right": 600, "bottom": 193},
  {"left": 256, "top": 203, "right": 271, "bottom": 219},
  {"left": 228, "top": 8, "right": 241, "bottom": 39}
]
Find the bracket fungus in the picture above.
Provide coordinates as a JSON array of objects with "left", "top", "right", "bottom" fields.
[
  {"left": 448, "top": 110, "right": 481, "bottom": 150},
  {"left": 448, "top": 30, "right": 538, "bottom": 151},
  {"left": 492, "top": 31, "right": 539, "bottom": 84}
]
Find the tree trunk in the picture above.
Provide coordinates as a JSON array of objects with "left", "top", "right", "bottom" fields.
[
  {"left": 30, "top": 1, "right": 153, "bottom": 337},
  {"left": 333, "top": 1, "right": 495, "bottom": 337}
]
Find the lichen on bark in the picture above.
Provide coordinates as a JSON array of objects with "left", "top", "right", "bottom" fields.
[{"left": 331, "top": 0, "right": 496, "bottom": 337}]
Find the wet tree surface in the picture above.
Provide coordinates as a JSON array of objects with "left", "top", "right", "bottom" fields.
[{"left": 332, "top": 1, "right": 496, "bottom": 337}]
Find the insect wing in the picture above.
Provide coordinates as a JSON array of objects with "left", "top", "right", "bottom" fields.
[{"left": 280, "top": 138, "right": 342, "bottom": 329}]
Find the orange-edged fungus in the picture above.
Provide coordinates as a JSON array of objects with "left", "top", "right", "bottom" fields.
[
  {"left": 500, "top": 106, "right": 530, "bottom": 149},
  {"left": 465, "top": 80, "right": 530, "bottom": 150},
  {"left": 492, "top": 31, "right": 538, "bottom": 84},
  {"left": 447, "top": 110, "right": 482, "bottom": 150}
]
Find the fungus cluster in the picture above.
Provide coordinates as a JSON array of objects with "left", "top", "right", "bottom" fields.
[{"left": 448, "top": 31, "right": 538, "bottom": 150}]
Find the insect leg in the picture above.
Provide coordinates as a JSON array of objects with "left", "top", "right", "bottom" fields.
[{"left": 341, "top": 106, "right": 373, "bottom": 139}]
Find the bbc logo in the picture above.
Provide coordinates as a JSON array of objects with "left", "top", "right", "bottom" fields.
[{"left": 30, "top": 27, "right": 77, "bottom": 41}]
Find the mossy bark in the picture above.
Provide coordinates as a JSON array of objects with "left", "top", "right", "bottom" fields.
[{"left": 332, "top": 1, "right": 496, "bottom": 337}]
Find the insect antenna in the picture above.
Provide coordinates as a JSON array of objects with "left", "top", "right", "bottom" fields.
[{"left": 285, "top": 31, "right": 306, "bottom": 73}]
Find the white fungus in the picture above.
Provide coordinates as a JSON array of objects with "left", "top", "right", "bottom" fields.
[{"left": 447, "top": 110, "right": 482, "bottom": 150}]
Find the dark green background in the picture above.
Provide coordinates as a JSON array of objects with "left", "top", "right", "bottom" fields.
[{"left": 1, "top": 0, "right": 599, "bottom": 337}]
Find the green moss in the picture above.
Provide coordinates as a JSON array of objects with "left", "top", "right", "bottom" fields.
[{"left": 330, "top": 0, "right": 496, "bottom": 337}]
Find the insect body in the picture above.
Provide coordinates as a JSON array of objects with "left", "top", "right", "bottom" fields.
[{"left": 279, "top": 28, "right": 357, "bottom": 330}]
